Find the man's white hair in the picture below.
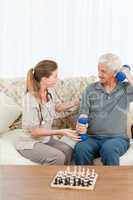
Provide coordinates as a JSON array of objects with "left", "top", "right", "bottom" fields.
[{"left": 98, "top": 53, "right": 121, "bottom": 70}]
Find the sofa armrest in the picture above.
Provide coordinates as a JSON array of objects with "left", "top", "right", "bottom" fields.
[
  {"left": 127, "top": 102, "right": 133, "bottom": 138},
  {"left": 0, "top": 129, "right": 38, "bottom": 165},
  {"left": 127, "top": 112, "right": 133, "bottom": 138}
]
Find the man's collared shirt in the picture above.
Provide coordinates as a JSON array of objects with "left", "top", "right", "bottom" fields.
[{"left": 80, "top": 81, "right": 133, "bottom": 137}]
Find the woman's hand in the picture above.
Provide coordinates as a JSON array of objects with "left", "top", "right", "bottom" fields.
[{"left": 59, "top": 129, "right": 81, "bottom": 141}]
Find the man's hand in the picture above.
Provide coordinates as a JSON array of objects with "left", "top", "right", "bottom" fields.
[
  {"left": 121, "top": 66, "right": 130, "bottom": 76},
  {"left": 76, "top": 123, "right": 87, "bottom": 134},
  {"left": 121, "top": 66, "right": 133, "bottom": 86},
  {"left": 76, "top": 114, "right": 88, "bottom": 134}
]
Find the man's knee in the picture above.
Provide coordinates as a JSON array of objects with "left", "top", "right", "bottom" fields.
[
  {"left": 100, "top": 142, "right": 117, "bottom": 156},
  {"left": 100, "top": 140, "right": 120, "bottom": 165},
  {"left": 100, "top": 138, "right": 129, "bottom": 156},
  {"left": 74, "top": 141, "right": 96, "bottom": 162},
  {"left": 75, "top": 141, "right": 96, "bottom": 155},
  {"left": 75, "top": 142, "right": 88, "bottom": 155},
  {"left": 74, "top": 141, "right": 96, "bottom": 165}
]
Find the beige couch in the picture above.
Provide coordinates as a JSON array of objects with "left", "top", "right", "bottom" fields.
[{"left": 0, "top": 76, "right": 133, "bottom": 165}]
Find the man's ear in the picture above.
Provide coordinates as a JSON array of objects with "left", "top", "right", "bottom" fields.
[{"left": 113, "top": 69, "right": 118, "bottom": 77}]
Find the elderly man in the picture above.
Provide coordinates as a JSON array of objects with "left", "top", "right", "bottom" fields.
[{"left": 74, "top": 53, "right": 133, "bottom": 165}]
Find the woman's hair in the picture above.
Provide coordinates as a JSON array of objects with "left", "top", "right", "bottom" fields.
[
  {"left": 26, "top": 60, "right": 58, "bottom": 102},
  {"left": 98, "top": 53, "right": 121, "bottom": 70}
]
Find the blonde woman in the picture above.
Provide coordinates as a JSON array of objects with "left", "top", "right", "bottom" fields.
[{"left": 16, "top": 60, "right": 80, "bottom": 165}]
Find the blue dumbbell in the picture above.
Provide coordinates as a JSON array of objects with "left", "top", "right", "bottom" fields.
[
  {"left": 78, "top": 118, "right": 90, "bottom": 141},
  {"left": 116, "top": 65, "right": 130, "bottom": 82}
]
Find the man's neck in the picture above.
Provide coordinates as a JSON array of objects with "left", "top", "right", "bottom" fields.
[{"left": 102, "top": 79, "right": 117, "bottom": 94}]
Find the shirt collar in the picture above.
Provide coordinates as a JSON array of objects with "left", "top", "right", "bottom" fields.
[{"left": 95, "top": 81, "right": 123, "bottom": 94}]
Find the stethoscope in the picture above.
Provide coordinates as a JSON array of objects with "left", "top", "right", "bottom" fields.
[{"left": 38, "top": 92, "right": 53, "bottom": 126}]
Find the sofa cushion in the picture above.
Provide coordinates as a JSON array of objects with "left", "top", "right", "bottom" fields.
[
  {"left": 0, "top": 78, "right": 25, "bottom": 106},
  {"left": 0, "top": 92, "right": 21, "bottom": 134}
]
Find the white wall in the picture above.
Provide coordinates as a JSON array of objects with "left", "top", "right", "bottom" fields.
[{"left": 0, "top": 0, "right": 133, "bottom": 79}]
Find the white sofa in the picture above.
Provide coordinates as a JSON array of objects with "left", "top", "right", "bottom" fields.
[{"left": 0, "top": 77, "right": 133, "bottom": 165}]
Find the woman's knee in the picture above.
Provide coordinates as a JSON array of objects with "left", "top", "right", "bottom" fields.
[
  {"left": 34, "top": 151, "right": 66, "bottom": 165},
  {"left": 37, "top": 143, "right": 66, "bottom": 165},
  {"left": 53, "top": 151, "right": 66, "bottom": 164},
  {"left": 62, "top": 143, "right": 73, "bottom": 156},
  {"left": 19, "top": 143, "right": 66, "bottom": 165}
]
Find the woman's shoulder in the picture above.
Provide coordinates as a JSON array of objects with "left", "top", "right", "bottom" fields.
[{"left": 23, "top": 92, "right": 39, "bottom": 107}]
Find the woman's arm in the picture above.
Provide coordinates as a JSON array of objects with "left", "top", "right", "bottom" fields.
[
  {"left": 31, "top": 128, "right": 61, "bottom": 137},
  {"left": 55, "top": 100, "right": 79, "bottom": 112},
  {"left": 31, "top": 128, "right": 80, "bottom": 141}
]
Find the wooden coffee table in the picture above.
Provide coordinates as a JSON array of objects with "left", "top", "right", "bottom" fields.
[{"left": 0, "top": 165, "right": 133, "bottom": 200}]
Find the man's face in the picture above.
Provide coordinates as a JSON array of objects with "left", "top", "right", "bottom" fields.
[{"left": 98, "top": 64, "right": 115, "bottom": 84}]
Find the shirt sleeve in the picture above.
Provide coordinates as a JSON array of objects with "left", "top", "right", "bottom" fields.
[
  {"left": 22, "top": 93, "right": 40, "bottom": 131},
  {"left": 126, "top": 83, "right": 133, "bottom": 103},
  {"left": 79, "top": 87, "right": 90, "bottom": 115}
]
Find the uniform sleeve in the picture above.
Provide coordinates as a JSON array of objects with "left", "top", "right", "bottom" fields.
[
  {"left": 79, "top": 87, "right": 90, "bottom": 115},
  {"left": 22, "top": 93, "right": 40, "bottom": 131}
]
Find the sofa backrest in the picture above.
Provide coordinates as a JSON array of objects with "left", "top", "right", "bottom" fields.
[
  {"left": 0, "top": 78, "right": 26, "bottom": 107},
  {"left": 0, "top": 76, "right": 132, "bottom": 137},
  {"left": 0, "top": 76, "right": 97, "bottom": 130}
]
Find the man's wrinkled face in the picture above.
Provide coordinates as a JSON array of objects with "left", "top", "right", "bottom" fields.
[{"left": 98, "top": 64, "right": 115, "bottom": 84}]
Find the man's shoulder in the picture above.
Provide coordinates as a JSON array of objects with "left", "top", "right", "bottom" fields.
[
  {"left": 119, "top": 82, "right": 133, "bottom": 91},
  {"left": 85, "top": 81, "right": 99, "bottom": 91},
  {"left": 120, "top": 81, "right": 129, "bottom": 87}
]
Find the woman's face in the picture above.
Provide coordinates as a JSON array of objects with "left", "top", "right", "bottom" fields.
[{"left": 40, "top": 69, "right": 58, "bottom": 89}]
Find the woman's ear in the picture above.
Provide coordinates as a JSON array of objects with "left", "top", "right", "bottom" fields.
[
  {"left": 42, "top": 77, "right": 48, "bottom": 83},
  {"left": 40, "top": 77, "right": 47, "bottom": 86}
]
